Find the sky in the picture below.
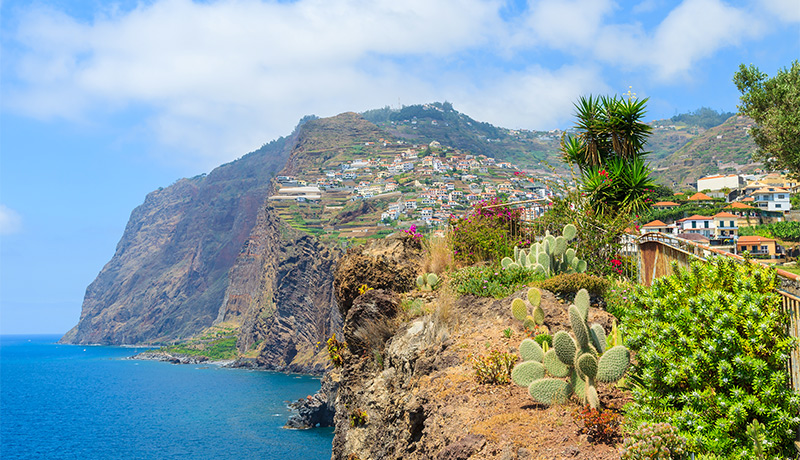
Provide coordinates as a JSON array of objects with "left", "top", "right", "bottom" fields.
[{"left": 0, "top": 0, "right": 798, "bottom": 335}]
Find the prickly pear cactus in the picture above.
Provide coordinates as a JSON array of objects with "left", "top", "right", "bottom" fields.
[{"left": 514, "top": 288, "right": 629, "bottom": 409}]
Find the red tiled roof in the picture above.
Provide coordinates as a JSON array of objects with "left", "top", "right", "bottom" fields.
[
  {"left": 713, "top": 212, "right": 738, "bottom": 218},
  {"left": 737, "top": 235, "right": 776, "bottom": 243},
  {"left": 642, "top": 220, "right": 668, "bottom": 227},
  {"left": 677, "top": 214, "right": 713, "bottom": 222},
  {"left": 653, "top": 201, "right": 679, "bottom": 206},
  {"left": 688, "top": 192, "right": 713, "bottom": 201},
  {"left": 725, "top": 202, "right": 756, "bottom": 209}
]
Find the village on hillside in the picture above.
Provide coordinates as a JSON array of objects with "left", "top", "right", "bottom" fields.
[{"left": 640, "top": 172, "right": 798, "bottom": 261}]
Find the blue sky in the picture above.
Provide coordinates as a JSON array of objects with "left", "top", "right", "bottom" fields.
[{"left": 1, "top": 0, "right": 798, "bottom": 335}]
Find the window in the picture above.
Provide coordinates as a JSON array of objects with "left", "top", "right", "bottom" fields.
[
  {"left": 692, "top": 221, "right": 697, "bottom": 228},
  {"left": 704, "top": 221, "right": 709, "bottom": 228},
  {"left": 752, "top": 245, "right": 759, "bottom": 251},
  {"left": 730, "top": 221, "right": 735, "bottom": 227},
  {"left": 776, "top": 204, "right": 782, "bottom": 208},
  {"left": 761, "top": 245, "right": 768, "bottom": 252},
  {"left": 778, "top": 195, "right": 785, "bottom": 199}
]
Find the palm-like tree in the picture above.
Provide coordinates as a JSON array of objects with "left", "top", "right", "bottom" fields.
[{"left": 561, "top": 94, "right": 655, "bottom": 216}]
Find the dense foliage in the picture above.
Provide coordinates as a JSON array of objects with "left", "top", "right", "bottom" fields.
[
  {"left": 561, "top": 94, "right": 656, "bottom": 216},
  {"left": 535, "top": 273, "right": 609, "bottom": 299},
  {"left": 471, "top": 349, "right": 518, "bottom": 384},
  {"left": 449, "top": 197, "right": 522, "bottom": 264},
  {"left": 738, "top": 221, "right": 800, "bottom": 242},
  {"left": 620, "top": 423, "right": 688, "bottom": 460},
  {"left": 450, "top": 265, "right": 543, "bottom": 298},
  {"left": 624, "top": 258, "right": 799, "bottom": 458},
  {"left": 670, "top": 107, "right": 735, "bottom": 129},
  {"left": 734, "top": 60, "right": 800, "bottom": 177}
]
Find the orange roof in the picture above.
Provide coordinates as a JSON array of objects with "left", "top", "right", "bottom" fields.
[
  {"left": 738, "top": 235, "right": 776, "bottom": 244},
  {"left": 742, "top": 197, "right": 755, "bottom": 202},
  {"left": 725, "top": 202, "right": 756, "bottom": 209},
  {"left": 752, "top": 187, "right": 788, "bottom": 194},
  {"left": 678, "top": 214, "right": 713, "bottom": 221},
  {"left": 653, "top": 201, "right": 679, "bottom": 206},
  {"left": 713, "top": 212, "right": 738, "bottom": 218},
  {"left": 643, "top": 220, "right": 668, "bottom": 227},
  {"left": 688, "top": 192, "right": 713, "bottom": 201}
]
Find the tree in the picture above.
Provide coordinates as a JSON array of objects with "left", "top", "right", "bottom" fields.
[
  {"left": 560, "top": 94, "right": 656, "bottom": 216},
  {"left": 733, "top": 60, "right": 800, "bottom": 177}
]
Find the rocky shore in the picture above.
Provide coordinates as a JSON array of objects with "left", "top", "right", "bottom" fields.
[{"left": 128, "top": 351, "right": 234, "bottom": 366}]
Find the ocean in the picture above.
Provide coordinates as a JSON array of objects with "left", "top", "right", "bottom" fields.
[{"left": 0, "top": 335, "right": 334, "bottom": 460}]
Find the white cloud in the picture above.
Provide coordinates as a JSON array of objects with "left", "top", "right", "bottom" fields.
[
  {"left": 757, "top": 0, "right": 800, "bottom": 23},
  {"left": 0, "top": 205, "right": 23, "bottom": 235},
  {"left": 0, "top": 0, "right": 790, "bottom": 169}
]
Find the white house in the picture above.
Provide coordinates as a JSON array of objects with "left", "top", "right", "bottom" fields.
[
  {"left": 752, "top": 187, "right": 792, "bottom": 212},
  {"left": 677, "top": 215, "right": 714, "bottom": 238},
  {"left": 696, "top": 174, "right": 744, "bottom": 193}
]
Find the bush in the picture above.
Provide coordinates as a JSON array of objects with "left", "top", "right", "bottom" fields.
[
  {"left": 471, "top": 349, "right": 518, "bottom": 385},
  {"left": 620, "top": 422, "right": 687, "bottom": 460},
  {"left": 604, "top": 279, "right": 637, "bottom": 320},
  {"left": 450, "top": 197, "right": 522, "bottom": 264},
  {"left": 573, "top": 406, "right": 621, "bottom": 444},
  {"left": 536, "top": 273, "right": 609, "bottom": 299},
  {"left": 327, "top": 333, "right": 347, "bottom": 367},
  {"left": 624, "top": 258, "right": 800, "bottom": 458},
  {"left": 450, "top": 265, "right": 543, "bottom": 298}
]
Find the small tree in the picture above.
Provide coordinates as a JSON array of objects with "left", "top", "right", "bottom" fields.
[{"left": 734, "top": 60, "right": 800, "bottom": 177}]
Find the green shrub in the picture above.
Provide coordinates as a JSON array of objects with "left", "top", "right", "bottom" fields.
[
  {"left": 450, "top": 265, "right": 543, "bottom": 298},
  {"left": 450, "top": 197, "right": 521, "bottom": 264},
  {"left": 620, "top": 422, "right": 688, "bottom": 460},
  {"left": 604, "top": 279, "right": 637, "bottom": 319},
  {"left": 471, "top": 349, "right": 518, "bottom": 385},
  {"left": 327, "top": 333, "right": 347, "bottom": 367},
  {"left": 536, "top": 273, "right": 609, "bottom": 299},
  {"left": 349, "top": 409, "right": 368, "bottom": 427},
  {"left": 624, "top": 258, "right": 800, "bottom": 458}
]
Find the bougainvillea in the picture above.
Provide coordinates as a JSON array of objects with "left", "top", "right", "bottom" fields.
[{"left": 449, "top": 197, "right": 522, "bottom": 264}]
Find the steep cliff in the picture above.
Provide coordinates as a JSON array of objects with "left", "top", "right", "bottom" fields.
[
  {"left": 61, "top": 137, "right": 293, "bottom": 345},
  {"left": 218, "top": 202, "right": 341, "bottom": 373}
]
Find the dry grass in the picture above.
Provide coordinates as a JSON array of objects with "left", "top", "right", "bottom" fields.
[
  {"left": 432, "top": 283, "right": 459, "bottom": 333},
  {"left": 422, "top": 232, "right": 454, "bottom": 275}
]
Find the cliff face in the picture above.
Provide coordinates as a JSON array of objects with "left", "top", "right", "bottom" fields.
[
  {"left": 218, "top": 202, "right": 341, "bottom": 373},
  {"left": 61, "top": 139, "right": 291, "bottom": 344}
]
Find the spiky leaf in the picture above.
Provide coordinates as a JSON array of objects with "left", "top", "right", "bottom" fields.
[
  {"left": 532, "top": 304, "right": 545, "bottom": 326},
  {"left": 563, "top": 223, "right": 577, "bottom": 240}
]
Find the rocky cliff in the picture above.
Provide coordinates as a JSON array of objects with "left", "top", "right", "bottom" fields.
[
  {"left": 61, "top": 137, "right": 293, "bottom": 345},
  {"left": 298, "top": 236, "right": 625, "bottom": 460}
]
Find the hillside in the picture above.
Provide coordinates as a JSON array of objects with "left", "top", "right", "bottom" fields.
[{"left": 649, "top": 115, "right": 760, "bottom": 188}]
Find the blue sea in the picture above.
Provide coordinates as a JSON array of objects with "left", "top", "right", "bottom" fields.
[{"left": 0, "top": 335, "right": 334, "bottom": 460}]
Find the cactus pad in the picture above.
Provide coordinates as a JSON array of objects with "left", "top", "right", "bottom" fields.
[
  {"left": 511, "top": 298, "right": 527, "bottom": 321},
  {"left": 501, "top": 257, "right": 514, "bottom": 269},
  {"left": 526, "top": 287, "right": 542, "bottom": 306},
  {"left": 569, "top": 305, "right": 590, "bottom": 350},
  {"left": 596, "top": 345, "right": 631, "bottom": 383},
  {"left": 511, "top": 360, "right": 545, "bottom": 387},
  {"left": 589, "top": 324, "right": 607, "bottom": 354},
  {"left": 532, "top": 304, "right": 545, "bottom": 325},
  {"left": 563, "top": 223, "right": 577, "bottom": 240},
  {"left": 554, "top": 236, "right": 567, "bottom": 256},
  {"left": 527, "top": 378, "right": 571, "bottom": 406},
  {"left": 542, "top": 349, "right": 569, "bottom": 378},
  {"left": 586, "top": 384, "right": 600, "bottom": 409},
  {"left": 574, "top": 288, "right": 590, "bottom": 320},
  {"left": 426, "top": 273, "right": 439, "bottom": 288},
  {"left": 576, "top": 352, "right": 598, "bottom": 380},
  {"left": 519, "top": 338, "right": 544, "bottom": 363},
  {"left": 553, "top": 331, "right": 576, "bottom": 366}
]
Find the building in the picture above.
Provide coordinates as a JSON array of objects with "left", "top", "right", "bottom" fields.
[
  {"left": 677, "top": 215, "right": 714, "bottom": 238},
  {"left": 737, "top": 235, "right": 783, "bottom": 258},
  {"left": 687, "top": 192, "right": 714, "bottom": 204},
  {"left": 640, "top": 220, "right": 673, "bottom": 235},
  {"left": 751, "top": 187, "right": 792, "bottom": 212},
  {"left": 712, "top": 212, "right": 739, "bottom": 238},
  {"left": 696, "top": 174, "right": 744, "bottom": 193}
]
